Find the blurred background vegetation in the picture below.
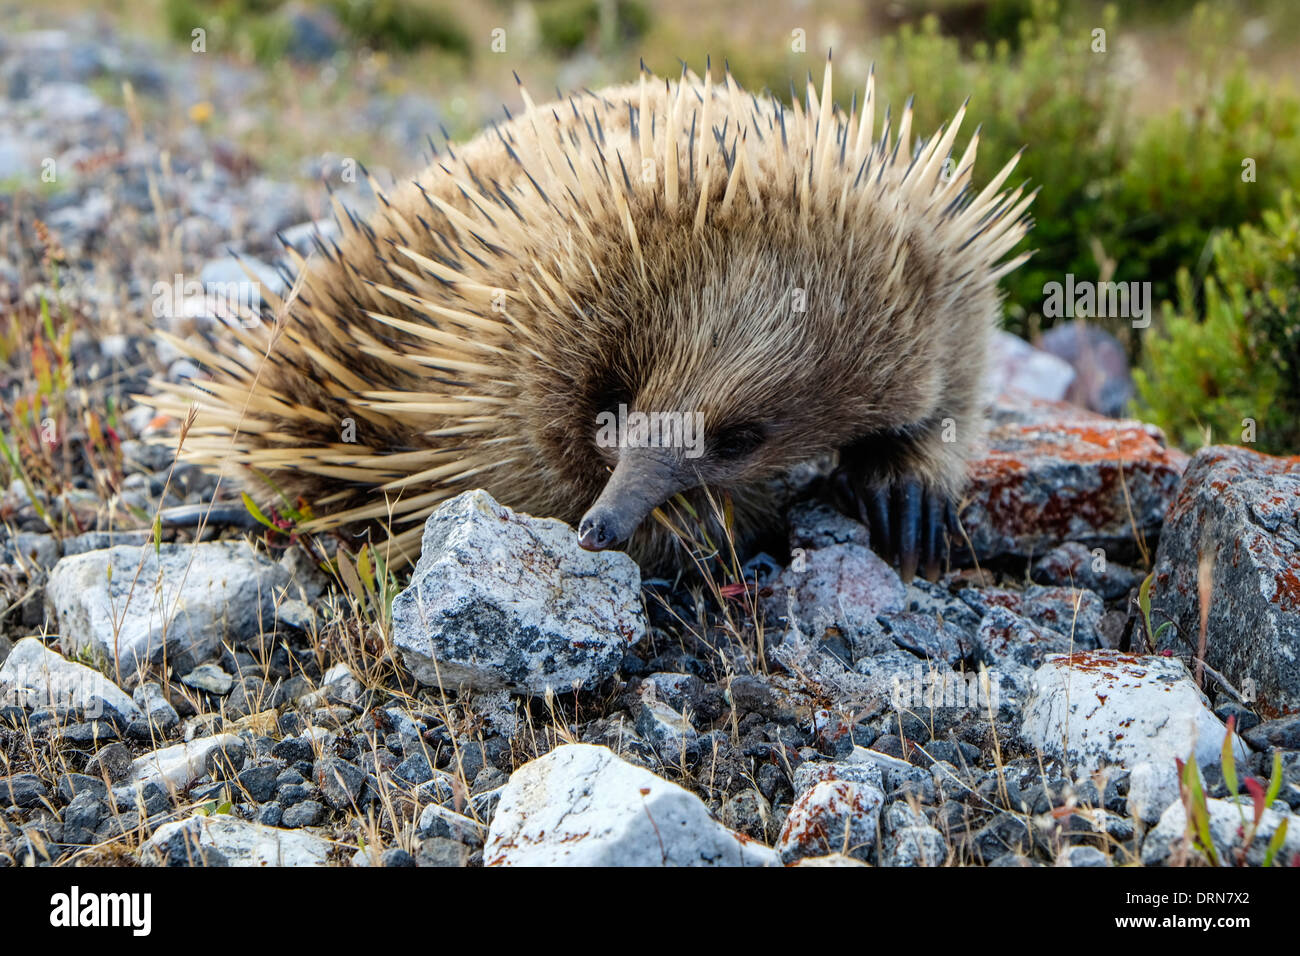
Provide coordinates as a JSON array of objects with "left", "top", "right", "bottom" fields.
[{"left": 14, "top": 0, "right": 1300, "bottom": 453}]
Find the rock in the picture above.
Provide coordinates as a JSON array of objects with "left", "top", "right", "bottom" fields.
[
  {"left": 970, "top": 812, "right": 1034, "bottom": 863},
  {"left": 976, "top": 606, "right": 1081, "bottom": 668},
  {"left": 1021, "top": 651, "right": 1248, "bottom": 773},
  {"left": 776, "top": 779, "right": 885, "bottom": 864},
  {"left": 129, "top": 681, "right": 179, "bottom": 737},
  {"left": 417, "top": 803, "right": 486, "bottom": 846},
  {"left": 1032, "top": 541, "right": 1144, "bottom": 600},
  {"left": 1243, "top": 715, "right": 1300, "bottom": 752},
  {"left": 1127, "top": 761, "right": 1181, "bottom": 825},
  {"left": 635, "top": 692, "right": 698, "bottom": 762},
  {"left": 988, "top": 330, "right": 1076, "bottom": 403},
  {"left": 236, "top": 765, "right": 279, "bottom": 803},
  {"left": 1038, "top": 321, "right": 1135, "bottom": 419},
  {"left": 61, "top": 790, "right": 105, "bottom": 845},
  {"left": 0, "top": 638, "right": 142, "bottom": 726},
  {"left": 0, "top": 773, "right": 48, "bottom": 808},
  {"left": 417, "top": 836, "right": 471, "bottom": 867},
  {"left": 314, "top": 757, "right": 365, "bottom": 809},
  {"left": 1056, "top": 845, "right": 1110, "bottom": 867},
  {"left": 788, "top": 853, "right": 869, "bottom": 866},
  {"left": 391, "top": 490, "right": 644, "bottom": 694},
  {"left": 280, "top": 2, "right": 344, "bottom": 62},
  {"left": 792, "top": 758, "right": 884, "bottom": 797},
  {"left": 182, "top": 663, "right": 234, "bottom": 695},
  {"left": 786, "top": 500, "right": 871, "bottom": 551},
  {"left": 44, "top": 542, "right": 289, "bottom": 683},
  {"left": 132, "top": 734, "right": 245, "bottom": 790},
  {"left": 1150, "top": 446, "right": 1300, "bottom": 714},
  {"left": 142, "top": 814, "right": 333, "bottom": 866},
  {"left": 881, "top": 825, "right": 948, "bottom": 867},
  {"left": 86, "top": 742, "right": 134, "bottom": 783},
  {"left": 764, "top": 543, "right": 904, "bottom": 660},
  {"left": 1141, "top": 796, "right": 1300, "bottom": 867},
  {"left": 484, "top": 744, "right": 776, "bottom": 866},
  {"left": 379, "top": 847, "right": 416, "bottom": 867},
  {"left": 281, "top": 800, "right": 325, "bottom": 828},
  {"left": 962, "top": 400, "right": 1187, "bottom": 561}
]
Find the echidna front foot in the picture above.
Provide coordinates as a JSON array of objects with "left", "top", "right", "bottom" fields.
[{"left": 829, "top": 468, "right": 957, "bottom": 584}]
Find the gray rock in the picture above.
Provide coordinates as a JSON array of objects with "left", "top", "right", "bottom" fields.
[
  {"left": 281, "top": 800, "right": 325, "bottom": 828},
  {"left": 0, "top": 773, "right": 48, "bottom": 808},
  {"left": 1150, "top": 447, "right": 1300, "bottom": 713},
  {"left": 1243, "top": 715, "right": 1300, "bottom": 752},
  {"left": 764, "top": 542, "right": 904, "bottom": 661},
  {"left": 881, "top": 825, "right": 948, "bottom": 866},
  {"left": 44, "top": 542, "right": 290, "bottom": 684},
  {"left": 1032, "top": 541, "right": 1143, "bottom": 600},
  {"left": 417, "top": 803, "right": 486, "bottom": 846},
  {"left": 314, "top": 757, "right": 365, "bottom": 809},
  {"left": 61, "top": 790, "right": 105, "bottom": 845},
  {"left": 1056, "top": 845, "right": 1110, "bottom": 867},
  {"left": 391, "top": 490, "right": 644, "bottom": 695},
  {"left": 635, "top": 692, "right": 698, "bottom": 761},
  {"left": 1127, "top": 761, "right": 1181, "bottom": 825},
  {"left": 182, "top": 663, "right": 234, "bottom": 695},
  {"left": 1038, "top": 320, "right": 1135, "bottom": 418}
]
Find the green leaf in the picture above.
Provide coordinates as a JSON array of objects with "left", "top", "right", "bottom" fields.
[
  {"left": 1263, "top": 817, "right": 1290, "bottom": 867},
  {"left": 241, "top": 491, "right": 277, "bottom": 529},
  {"left": 1221, "top": 719, "right": 1239, "bottom": 798},
  {"left": 1265, "top": 750, "right": 1284, "bottom": 811}
]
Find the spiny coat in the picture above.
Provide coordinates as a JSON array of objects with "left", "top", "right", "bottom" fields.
[{"left": 154, "top": 57, "right": 1033, "bottom": 571}]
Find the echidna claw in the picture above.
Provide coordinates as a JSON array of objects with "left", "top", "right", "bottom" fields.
[{"left": 827, "top": 468, "right": 953, "bottom": 584}]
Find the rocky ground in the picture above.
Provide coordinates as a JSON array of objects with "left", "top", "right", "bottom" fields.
[{"left": 3, "top": 20, "right": 1300, "bottom": 868}]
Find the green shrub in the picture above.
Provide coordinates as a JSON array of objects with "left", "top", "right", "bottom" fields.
[
  {"left": 163, "top": 0, "right": 470, "bottom": 62},
  {"left": 536, "top": 0, "right": 649, "bottom": 56},
  {"left": 326, "top": 0, "right": 470, "bottom": 55},
  {"left": 1135, "top": 191, "right": 1300, "bottom": 453}
]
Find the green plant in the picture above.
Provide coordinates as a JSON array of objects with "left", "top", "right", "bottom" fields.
[
  {"left": 1175, "top": 719, "right": 1291, "bottom": 866},
  {"left": 1135, "top": 191, "right": 1300, "bottom": 452},
  {"left": 536, "top": 0, "right": 649, "bottom": 56}
]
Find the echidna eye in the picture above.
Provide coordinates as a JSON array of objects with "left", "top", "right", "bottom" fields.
[{"left": 710, "top": 422, "right": 765, "bottom": 460}]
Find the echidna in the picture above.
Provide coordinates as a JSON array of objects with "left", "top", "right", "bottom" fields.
[{"left": 154, "top": 56, "right": 1033, "bottom": 580}]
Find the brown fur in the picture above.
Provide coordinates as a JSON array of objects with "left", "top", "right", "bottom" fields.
[{"left": 154, "top": 60, "right": 1033, "bottom": 569}]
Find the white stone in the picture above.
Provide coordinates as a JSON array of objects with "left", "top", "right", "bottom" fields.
[
  {"left": 485, "top": 744, "right": 777, "bottom": 867},
  {"left": 1127, "top": 760, "right": 1182, "bottom": 824},
  {"left": 131, "top": 734, "right": 243, "bottom": 791},
  {"left": 776, "top": 779, "right": 885, "bottom": 864},
  {"left": 0, "top": 637, "right": 141, "bottom": 724},
  {"left": 142, "top": 814, "right": 333, "bottom": 866},
  {"left": 44, "top": 541, "right": 289, "bottom": 684},
  {"left": 391, "top": 490, "right": 644, "bottom": 695},
  {"left": 987, "top": 329, "right": 1076, "bottom": 403},
  {"left": 1021, "top": 651, "right": 1248, "bottom": 773}
]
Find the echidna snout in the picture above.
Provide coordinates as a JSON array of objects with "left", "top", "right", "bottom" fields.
[{"left": 578, "top": 445, "right": 690, "bottom": 552}]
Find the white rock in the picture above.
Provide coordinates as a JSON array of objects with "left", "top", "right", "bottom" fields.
[
  {"left": 1127, "top": 760, "right": 1182, "bottom": 824},
  {"left": 142, "top": 814, "right": 334, "bottom": 866},
  {"left": 1141, "top": 796, "right": 1300, "bottom": 867},
  {"left": 1021, "top": 651, "right": 1248, "bottom": 773},
  {"left": 391, "top": 490, "right": 645, "bottom": 695},
  {"left": 987, "top": 330, "right": 1077, "bottom": 403},
  {"left": 776, "top": 779, "right": 885, "bottom": 864},
  {"left": 485, "top": 744, "right": 777, "bottom": 866},
  {"left": 132, "top": 734, "right": 243, "bottom": 791},
  {"left": 0, "top": 637, "right": 142, "bottom": 725},
  {"left": 44, "top": 541, "right": 289, "bottom": 684}
]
